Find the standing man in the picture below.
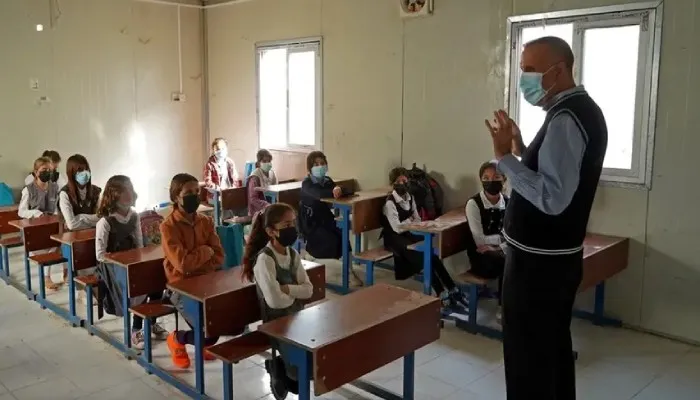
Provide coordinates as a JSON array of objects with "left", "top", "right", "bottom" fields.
[{"left": 485, "top": 36, "right": 608, "bottom": 399}]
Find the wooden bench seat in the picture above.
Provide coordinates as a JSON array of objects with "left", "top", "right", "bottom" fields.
[
  {"left": 29, "top": 251, "right": 66, "bottom": 266},
  {"left": 130, "top": 301, "right": 177, "bottom": 319},
  {"left": 354, "top": 248, "right": 392, "bottom": 262},
  {"left": 458, "top": 271, "right": 492, "bottom": 286},
  {"left": 74, "top": 274, "right": 99, "bottom": 287},
  {"left": 207, "top": 331, "right": 271, "bottom": 364},
  {"left": 0, "top": 236, "right": 23, "bottom": 248}
]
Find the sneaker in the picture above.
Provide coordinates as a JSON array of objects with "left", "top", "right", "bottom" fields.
[
  {"left": 449, "top": 288, "right": 470, "bottom": 310},
  {"left": 131, "top": 330, "right": 145, "bottom": 350},
  {"left": 167, "top": 332, "right": 191, "bottom": 369},
  {"left": 151, "top": 323, "right": 168, "bottom": 340}
]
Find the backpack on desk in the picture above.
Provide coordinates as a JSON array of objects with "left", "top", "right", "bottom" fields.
[{"left": 139, "top": 210, "right": 164, "bottom": 246}]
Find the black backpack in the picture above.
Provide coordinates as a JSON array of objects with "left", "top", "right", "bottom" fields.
[{"left": 406, "top": 163, "right": 444, "bottom": 221}]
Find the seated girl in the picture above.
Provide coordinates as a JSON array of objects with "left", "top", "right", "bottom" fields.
[
  {"left": 19, "top": 157, "right": 61, "bottom": 289},
  {"left": 381, "top": 167, "right": 468, "bottom": 311},
  {"left": 203, "top": 137, "right": 240, "bottom": 219},
  {"left": 242, "top": 203, "right": 313, "bottom": 399},
  {"left": 96, "top": 175, "right": 167, "bottom": 350},
  {"left": 24, "top": 150, "right": 67, "bottom": 189},
  {"left": 56, "top": 154, "right": 102, "bottom": 284},
  {"left": 247, "top": 149, "right": 278, "bottom": 217},
  {"left": 298, "top": 151, "right": 350, "bottom": 259},
  {"left": 464, "top": 160, "right": 507, "bottom": 320},
  {"left": 160, "top": 173, "right": 226, "bottom": 369}
]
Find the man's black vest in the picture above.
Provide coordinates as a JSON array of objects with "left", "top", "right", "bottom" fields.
[{"left": 503, "top": 90, "right": 608, "bottom": 253}]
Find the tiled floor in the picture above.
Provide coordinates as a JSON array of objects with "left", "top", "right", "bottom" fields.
[{"left": 1, "top": 250, "right": 699, "bottom": 399}]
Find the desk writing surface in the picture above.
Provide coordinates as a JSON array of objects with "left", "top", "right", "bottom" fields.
[
  {"left": 320, "top": 187, "right": 389, "bottom": 233},
  {"left": 0, "top": 205, "right": 18, "bottom": 213},
  {"left": 580, "top": 233, "right": 629, "bottom": 292},
  {"left": 257, "top": 181, "right": 302, "bottom": 193},
  {"left": 258, "top": 283, "right": 439, "bottom": 351},
  {"left": 402, "top": 207, "right": 466, "bottom": 234},
  {"left": 167, "top": 268, "right": 251, "bottom": 303},
  {"left": 9, "top": 215, "right": 59, "bottom": 229},
  {"left": 51, "top": 229, "right": 96, "bottom": 245},
  {"left": 103, "top": 245, "right": 164, "bottom": 268}
]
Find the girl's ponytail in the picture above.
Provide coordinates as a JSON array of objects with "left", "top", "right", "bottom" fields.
[{"left": 242, "top": 211, "right": 269, "bottom": 282}]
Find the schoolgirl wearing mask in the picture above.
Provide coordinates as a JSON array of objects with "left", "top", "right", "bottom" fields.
[
  {"left": 381, "top": 167, "right": 468, "bottom": 313},
  {"left": 464, "top": 160, "right": 508, "bottom": 321},
  {"left": 246, "top": 148, "right": 278, "bottom": 218}
]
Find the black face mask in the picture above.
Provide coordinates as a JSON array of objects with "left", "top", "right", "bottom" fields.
[
  {"left": 482, "top": 180, "right": 503, "bottom": 196},
  {"left": 38, "top": 171, "right": 52, "bottom": 183},
  {"left": 181, "top": 194, "right": 200, "bottom": 214},
  {"left": 277, "top": 226, "right": 298, "bottom": 247},
  {"left": 50, "top": 171, "right": 59, "bottom": 183},
  {"left": 393, "top": 183, "right": 407, "bottom": 196}
]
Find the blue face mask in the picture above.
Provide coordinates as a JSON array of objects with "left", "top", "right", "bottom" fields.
[
  {"left": 75, "top": 171, "right": 91, "bottom": 186},
  {"left": 519, "top": 66, "right": 556, "bottom": 106},
  {"left": 311, "top": 165, "right": 328, "bottom": 179}
]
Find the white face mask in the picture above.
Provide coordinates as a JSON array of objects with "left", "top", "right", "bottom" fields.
[{"left": 214, "top": 149, "right": 227, "bottom": 160}]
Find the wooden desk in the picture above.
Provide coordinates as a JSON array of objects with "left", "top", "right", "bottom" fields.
[
  {"left": 455, "top": 233, "right": 630, "bottom": 341},
  {"left": 581, "top": 234, "right": 629, "bottom": 292},
  {"left": 101, "top": 245, "right": 165, "bottom": 354},
  {"left": 0, "top": 205, "right": 19, "bottom": 235},
  {"left": 402, "top": 207, "right": 470, "bottom": 295},
  {"left": 221, "top": 187, "right": 247, "bottom": 212},
  {"left": 49, "top": 228, "right": 97, "bottom": 325},
  {"left": 51, "top": 229, "right": 96, "bottom": 272},
  {"left": 404, "top": 208, "right": 470, "bottom": 259},
  {"left": 8, "top": 216, "right": 60, "bottom": 298},
  {"left": 258, "top": 284, "right": 441, "bottom": 399},
  {"left": 259, "top": 178, "right": 356, "bottom": 210},
  {"left": 166, "top": 260, "right": 326, "bottom": 396},
  {"left": 320, "top": 187, "right": 390, "bottom": 294}
]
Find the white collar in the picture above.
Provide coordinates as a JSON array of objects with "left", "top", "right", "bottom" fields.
[
  {"left": 391, "top": 191, "right": 412, "bottom": 205},
  {"left": 479, "top": 191, "right": 505, "bottom": 209}
]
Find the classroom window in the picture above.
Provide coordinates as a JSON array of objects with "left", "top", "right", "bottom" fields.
[
  {"left": 506, "top": 2, "right": 663, "bottom": 188},
  {"left": 256, "top": 39, "right": 322, "bottom": 151}
]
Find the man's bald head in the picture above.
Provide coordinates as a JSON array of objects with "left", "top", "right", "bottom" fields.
[
  {"left": 520, "top": 36, "right": 576, "bottom": 105},
  {"left": 524, "top": 36, "right": 574, "bottom": 70}
]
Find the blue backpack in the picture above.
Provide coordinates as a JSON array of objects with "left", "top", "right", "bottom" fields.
[{"left": 0, "top": 183, "right": 14, "bottom": 206}]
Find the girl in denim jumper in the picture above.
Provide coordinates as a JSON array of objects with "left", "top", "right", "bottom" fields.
[{"left": 242, "top": 203, "right": 313, "bottom": 400}]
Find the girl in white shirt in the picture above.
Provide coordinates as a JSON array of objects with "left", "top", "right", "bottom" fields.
[
  {"left": 24, "top": 150, "right": 67, "bottom": 189},
  {"left": 56, "top": 154, "right": 101, "bottom": 284},
  {"left": 242, "top": 203, "right": 312, "bottom": 398},
  {"left": 18, "top": 157, "right": 61, "bottom": 290},
  {"left": 464, "top": 161, "right": 508, "bottom": 320},
  {"left": 381, "top": 167, "right": 469, "bottom": 313}
]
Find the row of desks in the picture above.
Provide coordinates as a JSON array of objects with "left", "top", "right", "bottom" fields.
[{"left": 0, "top": 205, "right": 441, "bottom": 400}]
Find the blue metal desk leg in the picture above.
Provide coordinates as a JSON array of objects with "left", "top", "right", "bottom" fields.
[
  {"left": 403, "top": 352, "right": 415, "bottom": 400},
  {"left": 420, "top": 233, "right": 433, "bottom": 295},
  {"left": 1, "top": 246, "right": 9, "bottom": 284},
  {"left": 339, "top": 206, "right": 351, "bottom": 293},
  {"left": 213, "top": 191, "right": 221, "bottom": 226},
  {"left": 61, "top": 244, "right": 78, "bottom": 325},
  {"left": 24, "top": 252, "right": 33, "bottom": 299},
  {"left": 184, "top": 297, "right": 206, "bottom": 394},
  {"left": 113, "top": 266, "right": 132, "bottom": 352},
  {"left": 286, "top": 344, "right": 312, "bottom": 400},
  {"left": 222, "top": 363, "right": 233, "bottom": 400},
  {"left": 268, "top": 192, "right": 278, "bottom": 204}
]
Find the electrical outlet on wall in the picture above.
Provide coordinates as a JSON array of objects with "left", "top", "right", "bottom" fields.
[
  {"left": 171, "top": 92, "right": 186, "bottom": 102},
  {"left": 30, "top": 79, "right": 39, "bottom": 91}
]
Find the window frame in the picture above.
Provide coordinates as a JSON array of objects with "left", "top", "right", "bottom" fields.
[
  {"left": 504, "top": 1, "right": 663, "bottom": 189},
  {"left": 255, "top": 37, "right": 323, "bottom": 152}
]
